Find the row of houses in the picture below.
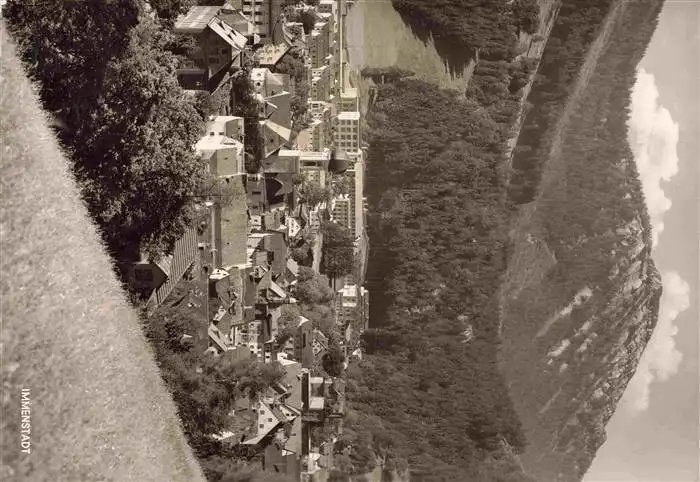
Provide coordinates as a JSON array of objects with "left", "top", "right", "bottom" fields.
[{"left": 130, "top": 1, "right": 367, "bottom": 479}]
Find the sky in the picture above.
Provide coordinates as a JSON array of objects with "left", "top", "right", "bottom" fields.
[{"left": 585, "top": 1, "right": 700, "bottom": 481}]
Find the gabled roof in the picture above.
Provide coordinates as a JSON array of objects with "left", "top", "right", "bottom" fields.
[
  {"left": 218, "top": 8, "right": 257, "bottom": 38},
  {"left": 269, "top": 280, "right": 287, "bottom": 299},
  {"left": 174, "top": 6, "right": 220, "bottom": 33},
  {"left": 264, "top": 120, "right": 292, "bottom": 143},
  {"left": 255, "top": 43, "right": 291, "bottom": 67},
  {"left": 284, "top": 416, "right": 303, "bottom": 455},
  {"left": 265, "top": 91, "right": 292, "bottom": 130},
  {"left": 208, "top": 324, "right": 229, "bottom": 352},
  {"left": 262, "top": 151, "right": 298, "bottom": 174},
  {"left": 154, "top": 255, "right": 173, "bottom": 278},
  {"left": 261, "top": 121, "right": 290, "bottom": 158},
  {"left": 287, "top": 258, "right": 299, "bottom": 277},
  {"left": 208, "top": 17, "right": 248, "bottom": 50}
]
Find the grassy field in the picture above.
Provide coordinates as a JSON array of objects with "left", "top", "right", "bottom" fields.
[{"left": 345, "top": 0, "right": 472, "bottom": 91}]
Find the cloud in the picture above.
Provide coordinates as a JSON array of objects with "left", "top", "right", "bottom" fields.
[
  {"left": 628, "top": 68, "right": 680, "bottom": 247},
  {"left": 622, "top": 271, "right": 690, "bottom": 414}
]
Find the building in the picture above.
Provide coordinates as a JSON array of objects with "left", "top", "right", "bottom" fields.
[
  {"left": 262, "top": 150, "right": 300, "bottom": 174},
  {"left": 247, "top": 231, "right": 288, "bottom": 280},
  {"left": 227, "top": 0, "right": 285, "bottom": 42},
  {"left": 281, "top": 315, "right": 314, "bottom": 367},
  {"left": 195, "top": 116, "right": 246, "bottom": 177},
  {"left": 254, "top": 42, "right": 291, "bottom": 69},
  {"left": 173, "top": 6, "right": 250, "bottom": 92},
  {"left": 330, "top": 194, "right": 351, "bottom": 236},
  {"left": 333, "top": 111, "right": 361, "bottom": 155},
  {"left": 308, "top": 21, "right": 330, "bottom": 69},
  {"left": 310, "top": 65, "right": 332, "bottom": 102},
  {"left": 130, "top": 223, "right": 200, "bottom": 312},
  {"left": 307, "top": 100, "right": 333, "bottom": 150},
  {"left": 195, "top": 176, "right": 249, "bottom": 277},
  {"left": 207, "top": 268, "right": 246, "bottom": 352},
  {"left": 339, "top": 87, "right": 359, "bottom": 112},
  {"left": 334, "top": 283, "right": 368, "bottom": 328},
  {"left": 330, "top": 151, "right": 363, "bottom": 246},
  {"left": 251, "top": 68, "right": 293, "bottom": 157},
  {"left": 251, "top": 67, "right": 291, "bottom": 99},
  {"left": 317, "top": 0, "right": 335, "bottom": 15}
]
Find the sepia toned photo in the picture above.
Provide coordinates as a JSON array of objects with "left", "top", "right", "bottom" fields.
[{"left": 1, "top": 0, "right": 697, "bottom": 481}]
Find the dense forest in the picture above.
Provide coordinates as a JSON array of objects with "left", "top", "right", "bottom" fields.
[
  {"left": 340, "top": 18, "right": 546, "bottom": 475},
  {"left": 508, "top": 0, "right": 621, "bottom": 204},
  {"left": 336, "top": 3, "right": 552, "bottom": 480}
]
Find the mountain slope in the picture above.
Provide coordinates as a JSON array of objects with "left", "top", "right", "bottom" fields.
[{"left": 499, "top": 1, "right": 665, "bottom": 480}]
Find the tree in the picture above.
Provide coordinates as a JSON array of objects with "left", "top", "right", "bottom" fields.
[
  {"left": 294, "top": 272, "right": 334, "bottom": 305},
  {"left": 197, "top": 175, "right": 247, "bottom": 208},
  {"left": 300, "top": 180, "right": 331, "bottom": 206},
  {"left": 511, "top": 0, "right": 540, "bottom": 35},
  {"left": 78, "top": 18, "right": 208, "bottom": 260},
  {"left": 303, "top": 304, "right": 335, "bottom": 336},
  {"left": 4, "top": 4, "right": 210, "bottom": 262},
  {"left": 321, "top": 222, "right": 355, "bottom": 278},
  {"left": 299, "top": 10, "right": 317, "bottom": 35},
  {"left": 331, "top": 174, "right": 353, "bottom": 196},
  {"left": 3, "top": 0, "right": 140, "bottom": 132},
  {"left": 229, "top": 69, "right": 263, "bottom": 173},
  {"left": 322, "top": 343, "right": 345, "bottom": 377}
]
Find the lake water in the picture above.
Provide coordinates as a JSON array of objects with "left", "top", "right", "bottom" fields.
[{"left": 344, "top": 0, "right": 472, "bottom": 91}]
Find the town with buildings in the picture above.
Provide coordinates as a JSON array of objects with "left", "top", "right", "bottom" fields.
[{"left": 126, "top": 1, "right": 367, "bottom": 480}]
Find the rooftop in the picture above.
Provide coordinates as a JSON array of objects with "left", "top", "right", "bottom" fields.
[
  {"left": 337, "top": 111, "right": 360, "bottom": 120},
  {"left": 215, "top": 178, "right": 249, "bottom": 269},
  {"left": 174, "top": 6, "right": 220, "bottom": 33},
  {"left": 254, "top": 43, "right": 291, "bottom": 67},
  {"left": 208, "top": 17, "right": 248, "bottom": 50}
]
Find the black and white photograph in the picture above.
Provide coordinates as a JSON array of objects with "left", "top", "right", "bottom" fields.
[{"left": 1, "top": 0, "right": 698, "bottom": 481}]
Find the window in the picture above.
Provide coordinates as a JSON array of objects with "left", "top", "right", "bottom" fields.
[
  {"left": 267, "top": 418, "right": 273, "bottom": 422},
  {"left": 259, "top": 424, "right": 264, "bottom": 429},
  {"left": 221, "top": 48, "right": 228, "bottom": 55}
]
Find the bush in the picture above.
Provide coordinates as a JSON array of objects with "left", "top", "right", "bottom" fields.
[
  {"left": 321, "top": 222, "right": 355, "bottom": 278},
  {"left": 322, "top": 343, "right": 345, "bottom": 377}
]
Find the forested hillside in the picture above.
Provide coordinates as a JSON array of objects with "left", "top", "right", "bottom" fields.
[
  {"left": 509, "top": 0, "right": 623, "bottom": 203},
  {"left": 345, "top": 77, "right": 531, "bottom": 482},
  {"left": 347, "top": 0, "right": 666, "bottom": 481},
  {"left": 499, "top": 0, "right": 665, "bottom": 480},
  {"left": 340, "top": 0, "right": 549, "bottom": 475}
]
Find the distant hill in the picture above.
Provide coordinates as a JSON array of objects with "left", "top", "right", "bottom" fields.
[{"left": 499, "top": 0, "right": 665, "bottom": 480}]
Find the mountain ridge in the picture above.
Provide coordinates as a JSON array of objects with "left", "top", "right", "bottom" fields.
[{"left": 499, "top": 0, "right": 665, "bottom": 480}]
